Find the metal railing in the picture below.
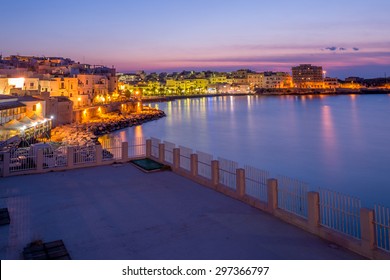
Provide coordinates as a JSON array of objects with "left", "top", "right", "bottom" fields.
[
  {"left": 9, "top": 147, "right": 37, "bottom": 172},
  {"left": 73, "top": 146, "right": 96, "bottom": 165},
  {"left": 244, "top": 165, "right": 269, "bottom": 202},
  {"left": 277, "top": 175, "right": 308, "bottom": 218},
  {"left": 179, "top": 145, "right": 192, "bottom": 171},
  {"left": 218, "top": 157, "right": 238, "bottom": 190},
  {"left": 374, "top": 205, "right": 390, "bottom": 252},
  {"left": 197, "top": 151, "right": 213, "bottom": 179},
  {"left": 163, "top": 141, "right": 175, "bottom": 164},
  {"left": 150, "top": 137, "right": 160, "bottom": 158},
  {"left": 128, "top": 137, "right": 146, "bottom": 158},
  {"left": 54, "top": 146, "right": 68, "bottom": 167},
  {"left": 100, "top": 138, "right": 122, "bottom": 161},
  {"left": 319, "top": 189, "right": 361, "bottom": 239}
]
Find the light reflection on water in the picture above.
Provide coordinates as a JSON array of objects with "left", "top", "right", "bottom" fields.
[{"left": 101, "top": 94, "right": 390, "bottom": 207}]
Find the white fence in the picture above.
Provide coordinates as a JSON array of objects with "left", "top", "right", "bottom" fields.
[
  {"left": 319, "top": 189, "right": 361, "bottom": 239},
  {"left": 197, "top": 151, "right": 213, "bottom": 179},
  {"left": 244, "top": 165, "right": 269, "bottom": 202},
  {"left": 163, "top": 141, "right": 175, "bottom": 164},
  {"left": 9, "top": 147, "right": 37, "bottom": 172},
  {"left": 150, "top": 137, "right": 160, "bottom": 158},
  {"left": 179, "top": 145, "right": 192, "bottom": 171},
  {"left": 277, "top": 175, "right": 308, "bottom": 218},
  {"left": 128, "top": 137, "right": 146, "bottom": 158},
  {"left": 73, "top": 146, "right": 97, "bottom": 165},
  {"left": 375, "top": 205, "right": 390, "bottom": 252},
  {"left": 218, "top": 157, "right": 238, "bottom": 190},
  {"left": 99, "top": 138, "right": 122, "bottom": 161}
]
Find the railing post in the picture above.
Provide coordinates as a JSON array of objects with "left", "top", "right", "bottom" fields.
[
  {"left": 308, "top": 191, "right": 320, "bottom": 231},
  {"left": 96, "top": 145, "right": 103, "bottom": 165},
  {"left": 360, "top": 208, "right": 375, "bottom": 251},
  {"left": 267, "top": 178, "right": 278, "bottom": 213},
  {"left": 121, "top": 142, "right": 129, "bottom": 161},
  {"left": 236, "top": 168, "right": 246, "bottom": 198},
  {"left": 211, "top": 160, "right": 219, "bottom": 187},
  {"left": 146, "top": 139, "right": 152, "bottom": 158},
  {"left": 190, "top": 153, "right": 198, "bottom": 177},
  {"left": 67, "top": 147, "right": 74, "bottom": 168},
  {"left": 158, "top": 143, "right": 165, "bottom": 163},
  {"left": 2, "top": 152, "right": 10, "bottom": 177},
  {"left": 173, "top": 148, "right": 180, "bottom": 170},
  {"left": 36, "top": 149, "right": 44, "bottom": 173}
]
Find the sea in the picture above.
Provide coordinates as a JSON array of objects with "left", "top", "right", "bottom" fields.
[{"left": 100, "top": 94, "right": 390, "bottom": 208}]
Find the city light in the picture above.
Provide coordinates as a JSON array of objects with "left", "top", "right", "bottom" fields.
[{"left": 8, "top": 77, "right": 25, "bottom": 88}]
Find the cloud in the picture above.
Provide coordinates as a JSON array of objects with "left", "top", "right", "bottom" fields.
[
  {"left": 324, "top": 46, "right": 338, "bottom": 51},
  {"left": 353, "top": 47, "right": 360, "bottom": 51},
  {"left": 322, "top": 46, "right": 348, "bottom": 51}
]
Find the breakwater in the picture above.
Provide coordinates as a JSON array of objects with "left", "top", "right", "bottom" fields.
[{"left": 51, "top": 108, "right": 165, "bottom": 146}]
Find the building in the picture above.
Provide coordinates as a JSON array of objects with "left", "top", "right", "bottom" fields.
[
  {"left": 0, "top": 94, "right": 51, "bottom": 141},
  {"left": 261, "top": 72, "right": 292, "bottom": 88},
  {"left": 247, "top": 73, "right": 263, "bottom": 89},
  {"left": 292, "top": 64, "right": 324, "bottom": 88},
  {"left": 0, "top": 95, "right": 26, "bottom": 126},
  {"left": 41, "top": 93, "right": 73, "bottom": 126},
  {"left": 324, "top": 78, "right": 339, "bottom": 89}
]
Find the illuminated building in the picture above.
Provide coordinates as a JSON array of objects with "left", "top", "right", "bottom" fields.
[{"left": 292, "top": 64, "right": 324, "bottom": 88}]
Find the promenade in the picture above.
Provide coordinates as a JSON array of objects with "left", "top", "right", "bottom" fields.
[{"left": 0, "top": 163, "right": 363, "bottom": 260}]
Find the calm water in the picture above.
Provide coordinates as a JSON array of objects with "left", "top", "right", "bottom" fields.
[{"left": 101, "top": 94, "right": 390, "bottom": 207}]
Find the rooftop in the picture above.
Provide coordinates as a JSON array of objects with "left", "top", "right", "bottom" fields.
[{"left": 0, "top": 163, "right": 363, "bottom": 260}]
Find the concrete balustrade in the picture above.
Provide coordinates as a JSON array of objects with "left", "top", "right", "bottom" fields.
[
  {"left": 173, "top": 148, "right": 180, "bottom": 170},
  {"left": 146, "top": 139, "right": 152, "bottom": 158},
  {"left": 36, "top": 149, "right": 44, "bottom": 173},
  {"left": 236, "top": 168, "right": 245, "bottom": 198},
  {"left": 121, "top": 142, "right": 128, "bottom": 161},
  {"left": 307, "top": 191, "right": 320, "bottom": 234},
  {"left": 95, "top": 145, "right": 103, "bottom": 164},
  {"left": 190, "top": 154, "right": 198, "bottom": 177},
  {"left": 267, "top": 178, "right": 278, "bottom": 213},
  {"left": 67, "top": 147, "right": 75, "bottom": 168},
  {"left": 158, "top": 143, "right": 165, "bottom": 163},
  {"left": 211, "top": 160, "right": 219, "bottom": 188},
  {"left": 360, "top": 208, "right": 376, "bottom": 252}
]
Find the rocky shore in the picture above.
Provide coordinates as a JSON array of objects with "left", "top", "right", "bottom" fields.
[{"left": 51, "top": 108, "right": 165, "bottom": 146}]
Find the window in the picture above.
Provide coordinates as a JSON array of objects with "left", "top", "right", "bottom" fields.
[{"left": 30, "top": 82, "right": 34, "bottom": 87}]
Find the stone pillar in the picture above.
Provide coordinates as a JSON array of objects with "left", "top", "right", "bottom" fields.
[
  {"left": 236, "top": 168, "right": 246, "bottom": 198},
  {"left": 36, "top": 149, "right": 44, "bottom": 173},
  {"left": 96, "top": 145, "right": 103, "bottom": 165},
  {"left": 267, "top": 178, "right": 278, "bottom": 213},
  {"left": 67, "top": 147, "right": 74, "bottom": 168},
  {"left": 2, "top": 152, "right": 10, "bottom": 177},
  {"left": 190, "top": 154, "right": 198, "bottom": 177},
  {"left": 173, "top": 148, "right": 180, "bottom": 170},
  {"left": 121, "top": 142, "right": 129, "bottom": 161},
  {"left": 360, "top": 208, "right": 375, "bottom": 252},
  {"left": 308, "top": 191, "right": 320, "bottom": 230},
  {"left": 211, "top": 160, "right": 219, "bottom": 187},
  {"left": 158, "top": 143, "right": 165, "bottom": 163},
  {"left": 146, "top": 139, "right": 152, "bottom": 158}
]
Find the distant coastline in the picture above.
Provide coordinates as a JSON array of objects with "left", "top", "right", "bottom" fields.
[{"left": 141, "top": 88, "right": 390, "bottom": 103}]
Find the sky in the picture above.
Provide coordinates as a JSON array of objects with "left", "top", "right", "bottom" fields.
[{"left": 1, "top": 0, "right": 389, "bottom": 78}]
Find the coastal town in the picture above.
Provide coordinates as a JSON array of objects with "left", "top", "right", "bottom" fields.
[{"left": 1, "top": 54, "right": 389, "bottom": 147}]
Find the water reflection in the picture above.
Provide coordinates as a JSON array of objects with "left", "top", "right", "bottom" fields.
[{"left": 103, "top": 95, "right": 390, "bottom": 206}]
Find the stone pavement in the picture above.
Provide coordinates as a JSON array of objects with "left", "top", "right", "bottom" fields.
[{"left": 0, "top": 163, "right": 364, "bottom": 259}]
